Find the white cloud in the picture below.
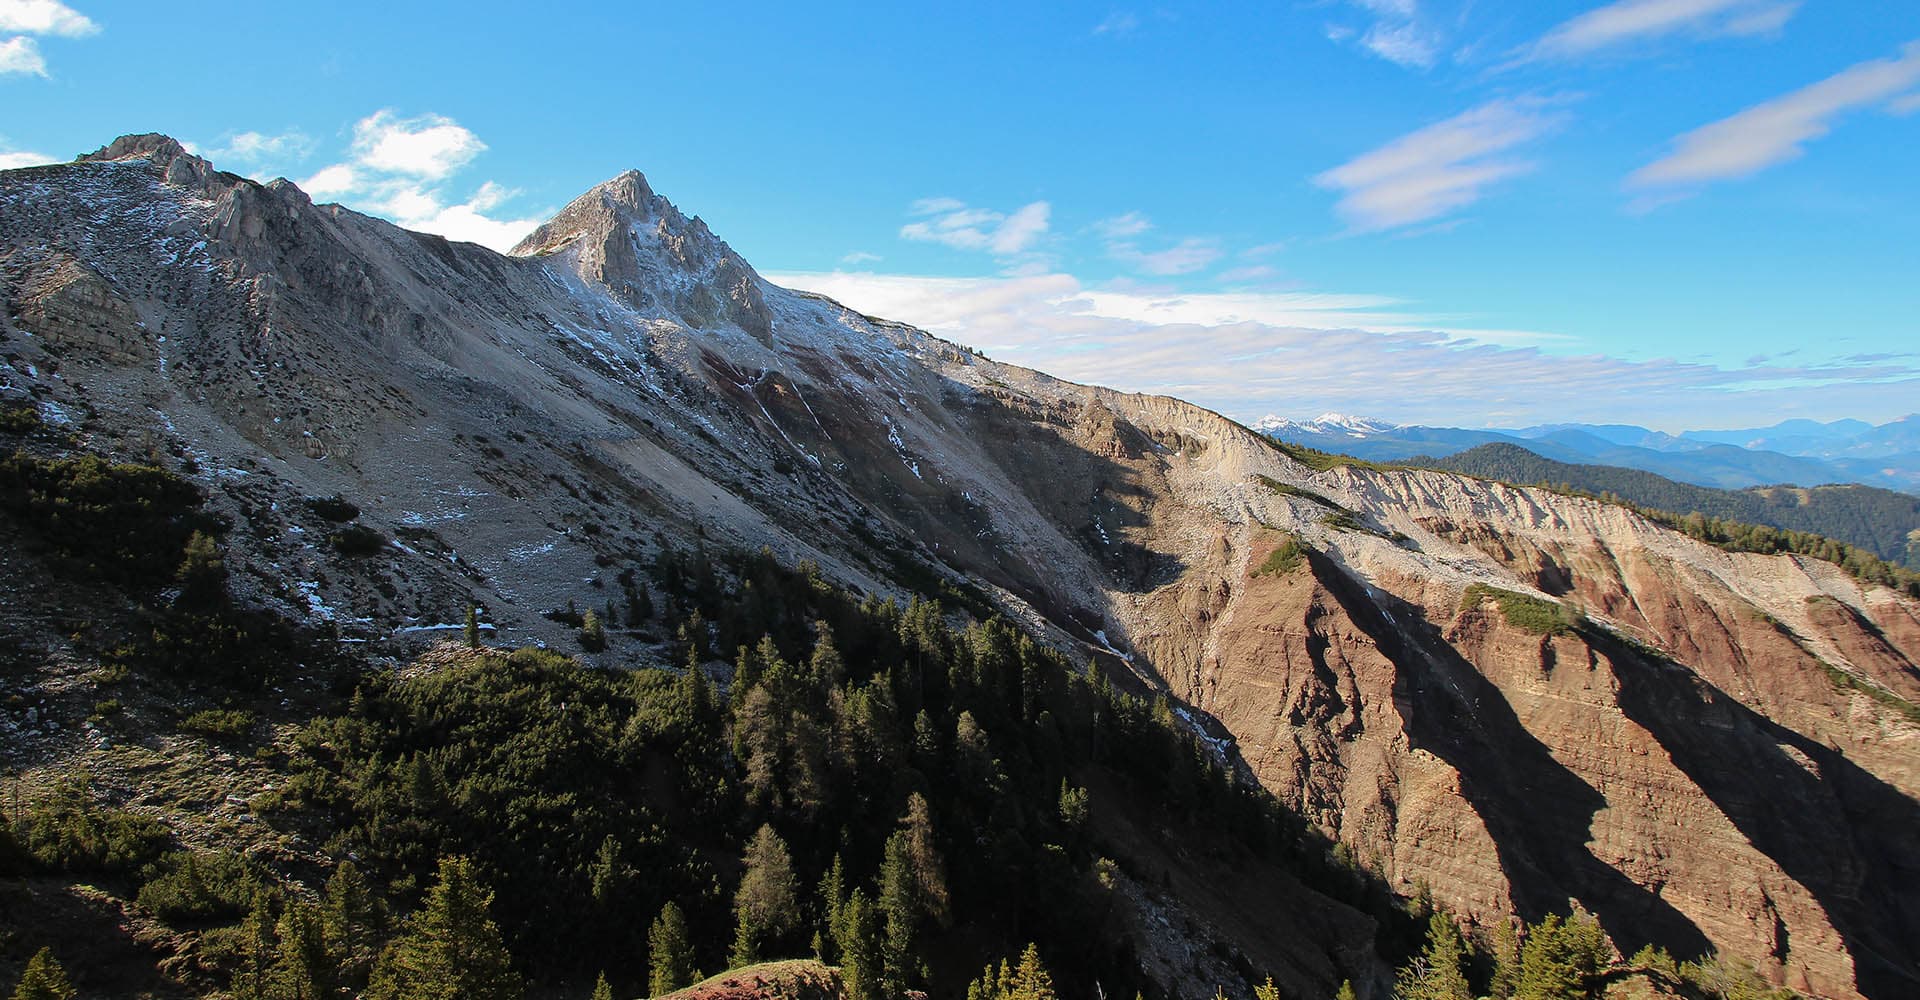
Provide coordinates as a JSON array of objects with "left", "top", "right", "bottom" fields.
[
  {"left": 0, "top": 146, "right": 55, "bottom": 169},
  {"left": 1629, "top": 40, "right": 1920, "bottom": 189},
  {"left": 1093, "top": 211, "right": 1152, "bottom": 239},
  {"left": 1315, "top": 97, "right": 1566, "bottom": 231},
  {"left": 900, "top": 198, "right": 1052, "bottom": 257},
  {"left": 1892, "top": 92, "right": 1920, "bottom": 116},
  {"left": 300, "top": 164, "right": 360, "bottom": 198},
  {"left": 909, "top": 196, "right": 966, "bottom": 215},
  {"left": 1092, "top": 211, "right": 1224, "bottom": 276},
  {"left": 1111, "top": 237, "right": 1223, "bottom": 276},
  {"left": 1093, "top": 11, "right": 1139, "bottom": 36},
  {"left": 0, "top": 0, "right": 96, "bottom": 37},
  {"left": 213, "top": 129, "right": 315, "bottom": 165},
  {"left": 0, "top": 34, "right": 44, "bottom": 75},
  {"left": 992, "top": 202, "right": 1050, "bottom": 254},
  {"left": 1526, "top": 0, "right": 1798, "bottom": 61},
  {"left": 840, "top": 251, "right": 882, "bottom": 266},
  {"left": 1217, "top": 264, "right": 1280, "bottom": 284},
  {"left": 767, "top": 269, "right": 1920, "bottom": 428},
  {"left": 1362, "top": 20, "right": 1440, "bottom": 69},
  {"left": 350, "top": 110, "right": 485, "bottom": 180},
  {"left": 291, "top": 111, "right": 541, "bottom": 252},
  {"left": 1329, "top": 0, "right": 1445, "bottom": 70}
]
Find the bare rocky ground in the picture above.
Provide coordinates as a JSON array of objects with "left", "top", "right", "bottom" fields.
[{"left": 1, "top": 136, "right": 1916, "bottom": 999}]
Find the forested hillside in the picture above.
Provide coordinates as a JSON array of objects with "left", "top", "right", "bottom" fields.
[{"left": 1418, "top": 443, "right": 1920, "bottom": 569}]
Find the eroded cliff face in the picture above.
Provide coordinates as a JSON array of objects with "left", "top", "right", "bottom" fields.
[
  {"left": 4, "top": 136, "right": 1917, "bottom": 999},
  {"left": 1126, "top": 466, "right": 1920, "bottom": 999}
]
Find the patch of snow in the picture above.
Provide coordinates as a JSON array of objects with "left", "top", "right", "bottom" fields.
[{"left": 296, "top": 581, "right": 337, "bottom": 621}]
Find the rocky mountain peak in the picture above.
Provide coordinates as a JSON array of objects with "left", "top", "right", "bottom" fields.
[
  {"left": 511, "top": 167, "right": 774, "bottom": 344},
  {"left": 78, "top": 132, "right": 217, "bottom": 191}
]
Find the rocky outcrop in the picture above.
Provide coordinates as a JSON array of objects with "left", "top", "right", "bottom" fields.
[{"left": 8, "top": 256, "right": 150, "bottom": 364}]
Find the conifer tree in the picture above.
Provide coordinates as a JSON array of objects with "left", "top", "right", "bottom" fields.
[
  {"left": 816, "top": 853, "right": 849, "bottom": 964},
  {"left": 1010, "top": 943, "right": 1056, "bottom": 1000},
  {"left": 731, "top": 824, "right": 798, "bottom": 965},
  {"left": 1513, "top": 911, "right": 1610, "bottom": 1000},
  {"left": 648, "top": 902, "right": 696, "bottom": 996},
  {"left": 321, "top": 860, "right": 383, "bottom": 988},
  {"left": 837, "top": 889, "right": 884, "bottom": 1000},
  {"left": 966, "top": 944, "right": 1056, "bottom": 1000},
  {"left": 1397, "top": 912, "right": 1471, "bottom": 1000},
  {"left": 10, "top": 948, "right": 76, "bottom": 1000},
  {"left": 1334, "top": 982, "right": 1357, "bottom": 1000},
  {"left": 268, "top": 901, "right": 332, "bottom": 1000},
  {"left": 232, "top": 891, "right": 278, "bottom": 1000},
  {"left": 581, "top": 609, "right": 606, "bottom": 652},
  {"left": 900, "top": 792, "right": 951, "bottom": 927},
  {"left": 366, "top": 856, "right": 520, "bottom": 1000},
  {"left": 1254, "top": 976, "right": 1280, "bottom": 1000},
  {"left": 176, "top": 529, "right": 227, "bottom": 606},
  {"left": 879, "top": 831, "right": 918, "bottom": 993},
  {"left": 590, "top": 972, "right": 614, "bottom": 1000},
  {"left": 465, "top": 604, "right": 481, "bottom": 648},
  {"left": 1489, "top": 919, "right": 1521, "bottom": 1000}
]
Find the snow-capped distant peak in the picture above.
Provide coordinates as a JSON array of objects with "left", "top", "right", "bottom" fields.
[{"left": 1255, "top": 412, "right": 1399, "bottom": 437}]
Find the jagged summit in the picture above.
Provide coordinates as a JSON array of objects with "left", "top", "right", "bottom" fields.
[
  {"left": 72, "top": 132, "right": 221, "bottom": 191},
  {"left": 512, "top": 165, "right": 774, "bottom": 342}
]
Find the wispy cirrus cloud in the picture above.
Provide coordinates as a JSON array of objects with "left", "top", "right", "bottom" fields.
[
  {"left": 768, "top": 269, "right": 1920, "bottom": 428},
  {"left": 1089, "top": 211, "right": 1223, "bottom": 276},
  {"left": 0, "top": 0, "right": 96, "bottom": 76},
  {"left": 1111, "top": 237, "right": 1223, "bottom": 276},
  {"left": 1315, "top": 96, "right": 1569, "bottom": 231},
  {"left": 1629, "top": 39, "right": 1920, "bottom": 191},
  {"left": 295, "top": 110, "right": 546, "bottom": 252},
  {"left": 1326, "top": 0, "right": 1446, "bottom": 70},
  {"left": 1523, "top": 0, "right": 1798, "bottom": 62},
  {"left": 899, "top": 198, "right": 1052, "bottom": 259},
  {"left": 1092, "top": 11, "right": 1139, "bottom": 36}
]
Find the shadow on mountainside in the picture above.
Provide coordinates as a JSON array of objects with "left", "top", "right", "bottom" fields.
[
  {"left": 1311, "top": 563, "right": 1715, "bottom": 960},
  {"left": 1592, "top": 628, "right": 1920, "bottom": 1000}
]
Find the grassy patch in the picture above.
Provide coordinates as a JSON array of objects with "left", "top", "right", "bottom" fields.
[
  {"left": 1320, "top": 510, "right": 1371, "bottom": 534},
  {"left": 1460, "top": 583, "right": 1578, "bottom": 636},
  {"left": 1267, "top": 438, "right": 1395, "bottom": 473},
  {"left": 1817, "top": 661, "right": 1920, "bottom": 724},
  {"left": 1253, "top": 532, "right": 1307, "bottom": 577},
  {"left": 1252, "top": 475, "right": 1340, "bottom": 509}
]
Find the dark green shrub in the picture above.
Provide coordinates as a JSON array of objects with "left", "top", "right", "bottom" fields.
[
  {"left": 108, "top": 604, "right": 296, "bottom": 689},
  {"left": 0, "top": 404, "right": 41, "bottom": 434},
  {"left": 1460, "top": 584, "right": 1578, "bottom": 636},
  {"left": 1253, "top": 533, "right": 1306, "bottom": 577},
  {"left": 12, "top": 779, "right": 170, "bottom": 874},
  {"left": 181, "top": 708, "right": 255, "bottom": 740},
  {"left": 136, "top": 849, "right": 262, "bottom": 923},
  {"left": 0, "top": 451, "right": 214, "bottom": 588},
  {"left": 306, "top": 494, "right": 361, "bottom": 522},
  {"left": 330, "top": 524, "right": 387, "bottom": 556}
]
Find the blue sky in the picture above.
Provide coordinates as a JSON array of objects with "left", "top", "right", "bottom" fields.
[{"left": 3, "top": 1, "right": 1918, "bottom": 431}]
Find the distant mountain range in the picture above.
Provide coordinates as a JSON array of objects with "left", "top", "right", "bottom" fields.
[
  {"left": 1418, "top": 443, "right": 1920, "bottom": 570},
  {"left": 1255, "top": 412, "right": 1920, "bottom": 493}
]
